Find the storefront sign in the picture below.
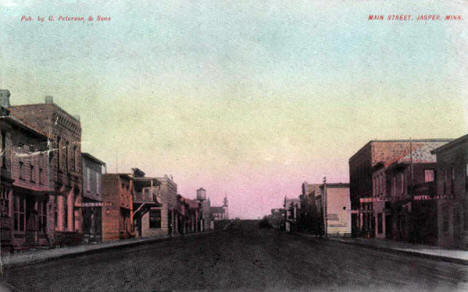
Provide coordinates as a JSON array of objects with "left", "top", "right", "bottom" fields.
[
  {"left": 77, "top": 202, "right": 113, "bottom": 207},
  {"left": 413, "top": 194, "right": 454, "bottom": 201}
]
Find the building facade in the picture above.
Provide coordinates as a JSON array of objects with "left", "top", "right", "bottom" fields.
[
  {"left": 0, "top": 104, "right": 52, "bottom": 252},
  {"left": 322, "top": 183, "right": 351, "bottom": 237},
  {"left": 157, "top": 175, "right": 179, "bottom": 236},
  {"left": 298, "top": 182, "right": 323, "bottom": 234},
  {"left": 8, "top": 95, "right": 83, "bottom": 245},
  {"left": 132, "top": 172, "right": 163, "bottom": 238},
  {"left": 432, "top": 134, "right": 468, "bottom": 249},
  {"left": 101, "top": 173, "right": 134, "bottom": 241},
  {"left": 81, "top": 153, "right": 106, "bottom": 243},
  {"left": 349, "top": 139, "right": 452, "bottom": 238},
  {"left": 284, "top": 197, "right": 300, "bottom": 232}
]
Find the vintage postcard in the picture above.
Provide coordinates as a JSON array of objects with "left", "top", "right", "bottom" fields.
[{"left": 0, "top": 0, "right": 467, "bottom": 291}]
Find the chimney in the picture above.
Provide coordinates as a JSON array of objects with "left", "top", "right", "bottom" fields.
[
  {"left": 0, "top": 89, "right": 11, "bottom": 108},
  {"left": 45, "top": 96, "right": 53, "bottom": 104}
]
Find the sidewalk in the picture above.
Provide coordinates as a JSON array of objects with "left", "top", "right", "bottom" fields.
[
  {"left": 297, "top": 232, "right": 468, "bottom": 265},
  {"left": 1, "top": 231, "right": 212, "bottom": 269}
]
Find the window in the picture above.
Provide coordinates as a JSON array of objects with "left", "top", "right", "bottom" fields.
[
  {"left": 38, "top": 201, "right": 47, "bottom": 232},
  {"left": 56, "top": 136, "right": 61, "bottom": 170},
  {"left": 424, "top": 169, "right": 435, "bottom": 183},
  {"left": 0, "top": 188, "right": 9, "bottom": 217},
  {"left": 149, "top": 209, "right": 161, "bottom": 228},
  {"left": 39, "top": 168, "right": 43, "bottom": 185},
  {"left": 87, "top": 169, "right": 91, "bottom": 192},
  {"left": 71, "top": 146, "right": 76, "bottom": 171},
  {"left": 400, "top": 173, "right": 405, "bottom": 196},
  {"left": 377, "top": 213, "right": 383, "bottom": 234},
  {"left": 14, "top": 196, "right": 25, "bottom": 232},
  {"left": 450, "top": 167, "right": 455, "bottom": 195},
  {"left": 19, "top": 161, "right": 24, "bottom": 180},
  {"left": 30, "top": 165, "right": 35, "bottom": 182},
  {"left": 443, "top": 206, "right": 449, "bottom": 232},
  {"left": 65, "top": 141, "right": 69, "bottom": 172},
  {"left": 393, "top": 176, "right": 397, "bottom": 198},
  {"left": 1, "top": 131, "right": 6, "bottom": 168},
  {"left": 444, "top": 169, "right": 448, "bottom": 194},
  {"left": 96, "top": 172, "right": 101, "bottom": 195}
]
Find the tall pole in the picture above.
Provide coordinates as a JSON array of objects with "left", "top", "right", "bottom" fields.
[{"left": 323, "top": 176, "right": 327, "bottom": 238}]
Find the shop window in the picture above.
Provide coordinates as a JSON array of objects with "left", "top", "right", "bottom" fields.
[
  {"left": 377, "top": 213, "right": 383, "bottom": 234},
  {"left": 424, "top": 169, "right": 435, "bottom": 183},
  {"left": 14, "top": 197, "right": 25, "bottom": 232},
  {"left": 149, "top": 209, "right": 161, "bottom": 228},
  {"left": 0, "top": 188, "right": 9, "bottom": 217},
  {"left": 443, "top": 206, "right": 449, "bottom": 233},
  {"left": 38, "top": 201, "right": 47, "bottom": 232}
]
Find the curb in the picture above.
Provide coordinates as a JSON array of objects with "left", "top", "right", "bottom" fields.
[
  {"left": 2, "top": 231, "right": 214, "bottom": 270},
  {"left": 295, "top": 233, "right": 468, "bottom": 266}
]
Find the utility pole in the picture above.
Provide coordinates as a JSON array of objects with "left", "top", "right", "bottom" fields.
[{"left": 323, "top": 176, "right": 327, "bottom": 238}]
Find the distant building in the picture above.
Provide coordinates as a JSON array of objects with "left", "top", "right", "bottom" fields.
[
  {"left": 321, "top": 183, "right": 351, "bottom": 237},
  {"left": 132, "top": 169, "right": 163, "bottom": 238},
  {"left": 284, "top": 197, "right": 300, "bottom": 232},
  {"left": 298, "top": 182, "right": 323, "bottom": 234},
  {"left": 210, "top": 195, "right": 229, "bottom": 221},
  {"left": 157, "top": 175, "right": 179, "bottom": 236},
  {"left": 81, "top": 153, "right": 106, "bottom": 243},
  {"left": 101, "top": 173, "right": 134, "bottom": 241},
  {"left": 432, "top": 134, "right": 468, "bottom": 249}
]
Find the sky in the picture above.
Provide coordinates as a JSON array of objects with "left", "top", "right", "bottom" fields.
[{"left": 1, "top": 0, "right": 467, "bottom": 218}]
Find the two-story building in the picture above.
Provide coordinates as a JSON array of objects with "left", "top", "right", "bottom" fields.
[
  {"left": 131, "top": 168, "right": 163, "bottom": 238},
  {"left": 101, "top": 173, "right": 134, "bottom": 241},
  {"left": 432, "top": 134, "right": 468, "bottom": 249},
  {"left": 349, "top": 139, "right": 452, "bottom": 238},
  {"left": 382, "top": 141, "right": 449, "bottom": 244},
  {"left": 81, "top": 153, "right": 106, "bottom": 243},
  {"left": 0, "top": 100, "right": 51, "bottom": 252},
  {"left": 8, "top": 94, "right": 83, "bottom": 245}
]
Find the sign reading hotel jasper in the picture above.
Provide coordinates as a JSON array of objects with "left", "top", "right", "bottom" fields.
[{"left": 0, "top": 0, "right": 467, "bottom": 291}]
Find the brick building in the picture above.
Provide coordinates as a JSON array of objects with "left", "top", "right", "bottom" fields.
[
  {"left": 101, "top": 173, "right": 134, "bottom": 241},
  {"left": 376, "top": 141, "right": 449, "bottom": 244},
  {"left": 7, "top": 93, "right": 83, "bottom": 246},
  {"left": 432, "top": 134, "right": 468, "bottom": 249},
  {"left": 0, "top": 103, "right": 51, "bottom": 252},
  {"left": 349, "top": 139, "right": 452, "bottom": 237},
  {"left": 81, "top": 153, "right": 106, "bottom": 243}
]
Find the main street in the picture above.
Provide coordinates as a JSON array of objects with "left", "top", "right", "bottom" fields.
[{"left": 3, "top": 221, "right": 468, "bottom": 291}]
